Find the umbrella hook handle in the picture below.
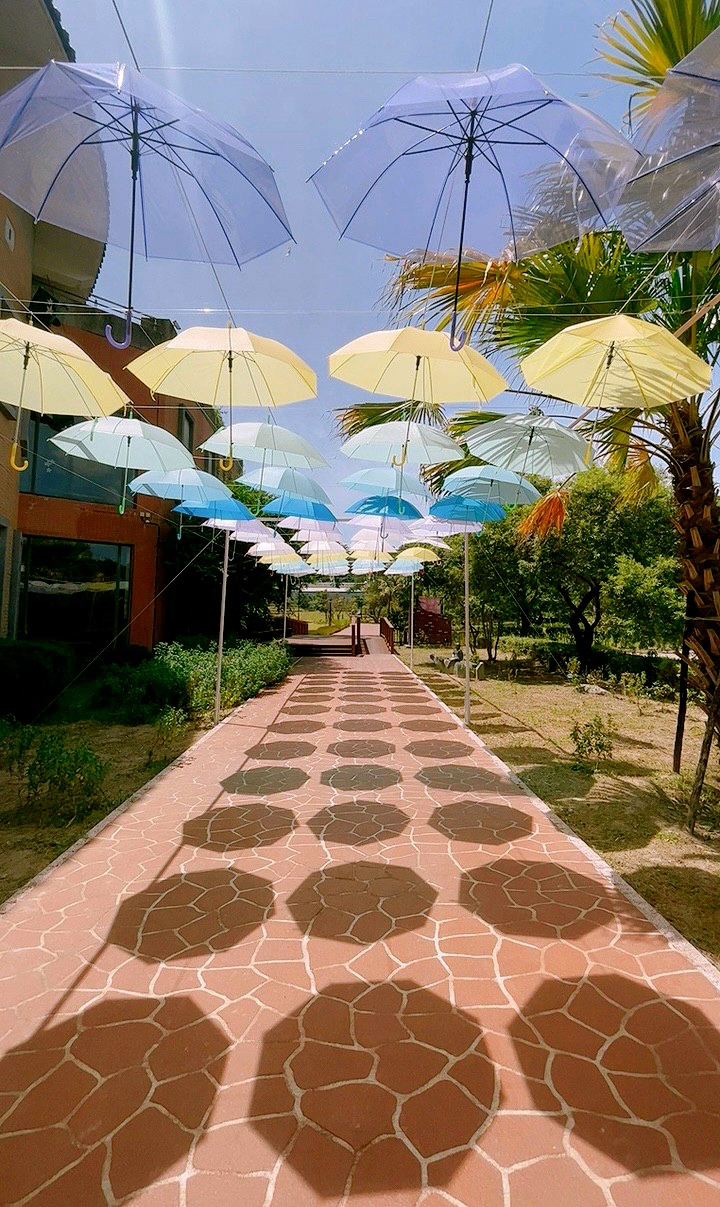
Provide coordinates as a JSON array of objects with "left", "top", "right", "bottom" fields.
[
  {"left": 9, "top": 442, "right": 28, "bottom": 472},
  {"left": 449, "top": 317, "right": 467, "bottom": 352},
  {"left": 391, "top": 452, "right": 406, "bottom": 468},
  {"left": 105, "top": 310, "right": 133, "bottom": 350},
  {"left": 218, "top": 456, "right": 233, "bottom": 472}
]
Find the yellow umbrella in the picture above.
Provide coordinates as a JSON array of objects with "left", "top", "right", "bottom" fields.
[
  {"left": 0, "top": 318, "right": 127, "bottom": 471},
  {"left": 397, "top": 545, "right": 440, "bottom": 562},
  {"left": 329, "top": 326, "right": 507, "bottom": 404},
  {"left": 521, "top": 314, "right": 711, "bottom": 410},
  {"left": 348, "top": 548, "right": 393, "bottom": 562},
  {"left": 128, "top": 325, "right": 317, "bottom": 469}
]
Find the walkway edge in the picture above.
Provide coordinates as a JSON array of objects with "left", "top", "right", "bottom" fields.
[
  {"left": 0, "top": 676, "right": 299, "bottom": 919},
  {"left": 411, "top": 660, "right": 720, "bottom": 994}
]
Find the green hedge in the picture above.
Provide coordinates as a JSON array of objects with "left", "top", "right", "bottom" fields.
[
  {"left": 92, "top": 639, "right": 292, "bottom": 724},
  {"left": 498, "top": 636, "right": 679, "bottom": 687},
  {"left": 0, "top": 640, "right": 77, "bottom": 722}
]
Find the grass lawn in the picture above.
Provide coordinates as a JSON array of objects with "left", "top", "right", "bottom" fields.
[
  {"left": 0, "top": 718, "right": 198, "bottom": 906},
  {"left": 400, "top": 646, "right": 720, "bottom": 969},
  {"left": 292, "top": 608, "right": 351, "bottom": 636}
]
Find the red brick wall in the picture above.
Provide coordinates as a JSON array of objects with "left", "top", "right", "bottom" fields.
[{"left": 18, "top": 494, "right": 161, "bottom": 648}]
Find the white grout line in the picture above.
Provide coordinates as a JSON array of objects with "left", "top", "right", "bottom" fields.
[
  {"left": 405, "top": 661, "right": 720, "bottom": 995},
  {"left": 0, "top": 676, "right": 300, "bottom": 918}
]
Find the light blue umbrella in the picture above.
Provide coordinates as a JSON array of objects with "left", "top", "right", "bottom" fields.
[
  {"left": 0, "top": 62, "right": 292, "bottom": 347},
  {"left": 173, "top": 498, "right": 253, "bottom": 522},
  {"left": 443, "top": 464, "right": 540, "bottom": 506},
  {"left": 261, "top": 495, "right": 337, "bottom": 522},
  {"left": 346, "top": 494, "right": 423, "bottom": 520},
  {"left": 239, "top": 466, "right": 332, "bottom": 504},
  {"left": 130, "top": 467, "right": 231, "bottom": 504},
  {"left": 341, "top": 467, "right": 428, "bottom": 497},
  {"left": 430, "top": 496, "right": 505, "bottom": 523}
]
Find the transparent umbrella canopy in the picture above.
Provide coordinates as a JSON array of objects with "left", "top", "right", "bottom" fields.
[
  {"left": 341, "top": 421, "right": 463, "bottom": 470},
  {"left": 341, "top": 467, "right": 428, "bottom": 497},
  {"left": 615, "top": 28, "right": 720, "bottom": 252},
  {"left": 0, "top": 62, "right": 293, "bottom": 348},
  {"left": 238, "top": 466, "right": 332, "bottom": 504},
  {"left": 129, "top": 467, "right": 232, "bottom": 504}
]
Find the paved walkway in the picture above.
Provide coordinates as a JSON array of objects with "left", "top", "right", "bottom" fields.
[{"left": 1, "top": 644, "right": 720, "bottom": 1205}]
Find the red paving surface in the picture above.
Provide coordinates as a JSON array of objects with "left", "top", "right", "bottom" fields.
[{"left": 2, "top": 642, "right": 720, "bottom": 1205}]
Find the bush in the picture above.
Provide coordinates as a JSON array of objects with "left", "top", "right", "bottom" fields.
[
  {"left": 91, "top": 640, "right": 292, "bottom": 724},
  {"left": 0, "top": 640, "right": 77, "bottom": 721},
  {"left": 19, "top": 730, "right": 108, "bottom": 822},
  {"left": 570, "top": 715, "right": 617, "bottom": 770},
  {"left": 498, "top": 636, "right": 680, "bottom": 694}
]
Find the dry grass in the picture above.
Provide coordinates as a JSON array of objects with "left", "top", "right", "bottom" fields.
[
  {"left": 0, "top": 720, "right": 197, "bottom": 906},
  {"left": 401, "top": 647, "right": 720, "bottom": 968}
]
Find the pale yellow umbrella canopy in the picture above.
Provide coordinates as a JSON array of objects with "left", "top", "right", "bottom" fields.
[
  {"left": 128, "top": 325, "right": 317, "bottom": 409},
  {"left": 0, "top": 317, "right": 128, "bottom": 471},
  {"left": 521, "top": 314, "right": 711, "bottom": 409},
  {"left": 396, "top": 545, "right": 440, "bottom": 562},
  {"left": 329, "top": 326, "right": 507, "bottom": 404}
]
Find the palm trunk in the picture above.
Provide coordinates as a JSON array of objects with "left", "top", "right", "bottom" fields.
[{"left": 667, "top": 400, "right": 720, "bottom": 816}]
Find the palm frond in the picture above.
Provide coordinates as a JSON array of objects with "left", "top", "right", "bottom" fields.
[
  {"left": 620, "top": 445, "right": 664, "bottom": 503},
  {"left": 596, "top": 0, "right": 720, "bottom": 114},
  {"left": 517, "top": 490, "right": 570, "bottom": 541},
  {"left": 335, "top": 399, "right": 446, "bottom": 439}
]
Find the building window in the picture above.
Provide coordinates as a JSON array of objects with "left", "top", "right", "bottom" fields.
[
  {"left": 179, "top": 410, "right": 194, "bottom": 453},
  {"left": 20, "top": 536, "right": 131, "bottom": 647},
  {"left": 20, "top": 415, "right": 126, "bottom": 506}
]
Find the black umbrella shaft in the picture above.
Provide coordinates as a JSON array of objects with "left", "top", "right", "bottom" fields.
[
  {"left": 451, "top": 110, "right": 477, "bottom": 339},
  {"left": 125, "top": 103, "right": 140, "bottom": 315}
]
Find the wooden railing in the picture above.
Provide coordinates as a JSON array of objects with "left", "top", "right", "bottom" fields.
[
  {"left": 379, "top": 617, "right": 395, "bottom": 653},
  {"left": 285, "top": 617, "right": 309, "bottom": 636}
]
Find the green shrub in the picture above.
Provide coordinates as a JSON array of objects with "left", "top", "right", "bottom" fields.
[
  {"left": 570, "top": 715, "right": 617, "bottom": 770},
  {"left": 0, "top": 720, "right": 37, "bottom": 773},
  {"left": 150, "top": 705, "right": 189, "bottom": 758},
  {"left": 91, "top": 640, "right": 291, "bottom": 724},
  {"left": 25, "top": 731, "right": 108, "bottom": 822},
  {"left": 0, "top": 640, "right": 77, "bottom": 721}
]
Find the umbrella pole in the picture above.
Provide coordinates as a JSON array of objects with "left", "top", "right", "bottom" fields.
[
  {"left": 106, "top": 103, "right": 139, "bottom": 350},
  {"left": 409, "top": 572, "right": 415, "bottom": 673},
  {"left": 9, "top": 344, "right": 30, "bottom": 472},
  {"left": 464, "top": 531, "right": 471, "bottom": 725},
  {"left": 214, "top": 528, "right": 231, "bottom": 727},
  {"left": 449, "top": 110, "right": 477, "bottom": 352},
  {"left": 282, "top": 573, "right": 289, "bottom": 640}
]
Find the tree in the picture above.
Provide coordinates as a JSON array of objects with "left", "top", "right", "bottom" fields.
[{"left": 602, "top": 555, "right": 684, "bottom": 648}]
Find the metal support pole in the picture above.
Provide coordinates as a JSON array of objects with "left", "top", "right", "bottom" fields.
[
  {"left": 464, "top": 531, "right": 471, "bottom": 725},
  {"left": 213, "top": 528, "right": 231, "bottom": 727},
  {"left": 409, "top": 573, "right": 415, "bottom": 672},
  {"left": 282, "top": 574, "right": 289, "bottom": 640}
]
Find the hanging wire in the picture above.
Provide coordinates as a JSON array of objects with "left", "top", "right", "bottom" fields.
[
  {"left": 475, "top": 0, "right": 496, "bottom": 71},
  {"left": 109, "top": 0, "right": 141, "bottom": 70}
]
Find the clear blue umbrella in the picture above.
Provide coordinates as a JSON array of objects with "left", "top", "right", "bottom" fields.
[
  {"left": 346, "top": 494, "right": 423, "bottom": 520},
  {"left": 0, "top": 62, "right": 292, "bottom": 347},
  {"left": 444, "top": 464, "right": 540, "bottom": 506},
  {"left": 311, "top": 66, "right": 638, "bottom": 347},
  {"left": 261, "top": 495, "right": 337, "bottom": 522}
]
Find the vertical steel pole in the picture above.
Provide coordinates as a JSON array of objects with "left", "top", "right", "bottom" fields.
[
  {"left": 213, "top": 528, "right": 231, "bottom": 727},
  {"left": 464, "top": 531, "right": 471, "bottom": 725},
  {"left": 409, "top": 573, "right": 415, "bottom": 672},
  {"left": 282, "top": 573, "right": 289, "bottom": 640}
]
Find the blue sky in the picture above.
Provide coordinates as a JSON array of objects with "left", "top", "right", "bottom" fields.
[{"left": 56, "top": 0, "right": 631, "bottom": 505}]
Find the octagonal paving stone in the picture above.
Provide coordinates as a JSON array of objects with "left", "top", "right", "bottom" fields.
[{"left": 0, "top": 625, "right": 719, "bottom": 1205}]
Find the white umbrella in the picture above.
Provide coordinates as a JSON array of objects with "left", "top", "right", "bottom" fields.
[
  {"left": 247, "top": 539, "right": 296, "bottom": 557},
  {"left": 341, "top": 466, "right": 428, "bottom": 497},
  {"left": 201, "top": 421, "right": 326, "bottom": 469},
  {"left": 464, "top": 410, "right": 590, "bottom": 478},
  {"left": 277, "top": 516, "right": 338, "bottom": 533},
  {"left": 203, "top": 519, "right": 275, "bottom": 541},
  {"left": 299, "top": 539, "right": 347, "bottom": 555},
  {"left": 129, "top": 467, "right": 232, "bottom": 503},
  {"left": 50, "top": 416, "right": 194, "bottom": 514},
  {"left": 238, "top": 466, "right": 332, "bottom": 503},
  {"left": 444, "top": 464, "right": 540, "bottom": 506},
  {"left": 341, "top": 420, "right": 464, "bottom": 468}
]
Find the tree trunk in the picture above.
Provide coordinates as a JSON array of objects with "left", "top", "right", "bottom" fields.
[
  {"left": 673, "top": 588, "right": 693, "bottom": 774},
  {"left": 686, "top": 682, "right": 720, "bottom": 834},
  {"left": 558, "top": 582, "right": 600, "bottom": 670},
  {"left": 667, "top": 401, "right": 720, "bottom": 724}
]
